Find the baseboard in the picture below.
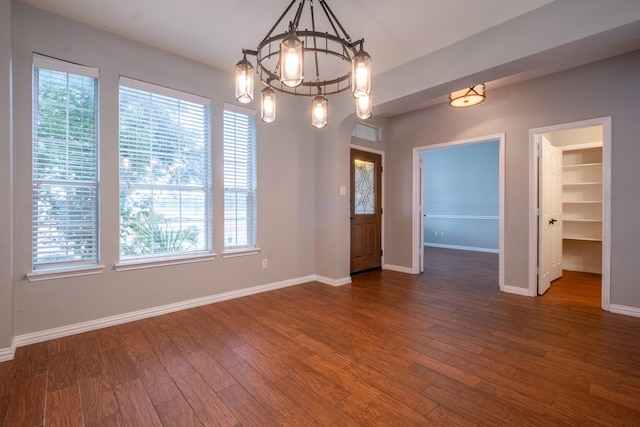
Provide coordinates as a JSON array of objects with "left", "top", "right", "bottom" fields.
[
  {"left": 314, "top": 275, "right": 352, "bottom": 287},
  {"left": 383, "top": 264, "right": 415, "bottom": 274},
  {"left": 424, "top": 243, "right": 499, "bottom": 254},
  {"left": 0, "top": 340, "right": 16, "bottom": 363},
  {"left": 14, "top": 275, "right": 316, "bottom": 349},
  {"left": 502, "top": 285, "right": 531, "bottom": 296},
  {"left": 609, "top": 304, "right": 640, "bottom": 318},
  {"left": 563, "top": 265, "right": 602, "bottom": 275}
]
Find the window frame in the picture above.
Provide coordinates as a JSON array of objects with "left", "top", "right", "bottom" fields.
[
  {"left": 116, "top": 76, "right": 214, "bottom": 268},
  {"left": 222, "top": 104, "right": 259, "bottom": 257},
  {"left": 28, "top": 54, "right": 103, "bottom": 280}
]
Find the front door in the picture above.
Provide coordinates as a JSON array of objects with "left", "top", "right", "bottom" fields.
[{"left": 350, "top": 149, "right": 382, "bottom": 273}]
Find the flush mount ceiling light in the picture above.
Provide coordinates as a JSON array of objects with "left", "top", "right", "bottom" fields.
[
  {"left": 449, "top": 84, "right": 486, "bottom": 108},
  {"left": 235, "top": 0, "right": 372, "bottom": 128}
]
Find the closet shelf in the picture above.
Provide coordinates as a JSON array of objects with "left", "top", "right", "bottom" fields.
[
  {"left": 563, "top": 162, "right": 602, "bottom": 169},
  {"left": 563, "top": 181, "right": 602, "bottom": 186},
  {"left": 562, "top": 236, "right": 602, "bottom": 242},
  {"left": 563, "top": 218, "right": 602, "bottom": 223},
  {"left": 563, "top": 200, "right": 602, "bottom": 204}
]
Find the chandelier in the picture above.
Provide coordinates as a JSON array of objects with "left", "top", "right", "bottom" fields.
[{"left": 235, "top": 0, "right": 372, "bottom": 128}]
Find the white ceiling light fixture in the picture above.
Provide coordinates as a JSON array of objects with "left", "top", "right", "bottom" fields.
[
  {"left": 449, "top": 84, "right": 486, "bottom": 108},
  {"left": 235, "top": 0, "right": 372, "bottom": 128}
]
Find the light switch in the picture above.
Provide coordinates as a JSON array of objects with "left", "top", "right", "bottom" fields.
[{"left": 339, "top": 186, "right": 346, "bottom": 196}]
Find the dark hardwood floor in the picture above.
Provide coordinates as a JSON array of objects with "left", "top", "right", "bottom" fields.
[{"left": 1, "top": 247, "right": 639, "bottom": 426}]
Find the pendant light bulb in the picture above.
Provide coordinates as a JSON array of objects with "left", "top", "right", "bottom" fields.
[
  {"left": 235, "top": 54, "right": 254, "bottom": 104},
  {"left": 261, "top": 86, "right": 277, "bottom": 123},
  {"left": 280, "top": 29, "right": 304, "bottom": 88},
  {"left": 312, "top": 95, "right": 328, "bottom": 128},
  {"left": 356, "top": 93, "right": 372, "bottom": 119},
  {"left": 352, "top": 46, "right": 371, "bottom": 98}
]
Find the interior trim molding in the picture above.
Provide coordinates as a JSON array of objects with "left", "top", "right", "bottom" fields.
[
  {"left": 383, "top": 264, "right": 414, "bottom": 274},
  {"left": 0, "top": 341, "right": 16, "bottom": 363},
  {"left": 13, "top": 275, "right": 316, "bottom": 351},
  {"left": 610, "top": 304, "right": 640, "bottom": 318},
  {"left": 425, "top": 215, "right": 499, "bottom": 220},
  {"left": 502, "top": 285, "right": 531, "bottom": 297},
  {"left": 424, "top": 243, "right": 499, "bottom": 254},
  {"left": 314, "top": 275, "right": 352, "bottom": 287}
]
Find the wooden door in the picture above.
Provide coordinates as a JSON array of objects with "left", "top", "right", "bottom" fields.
[
  {"left": 350, "top": 149, "right": 382, "bottom": 273},
  {"left": 538, "top": 139, "right": 563, "bottom": 295}
]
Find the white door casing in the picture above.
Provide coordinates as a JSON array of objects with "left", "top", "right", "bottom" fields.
[{"left": 528, "top": 117, "right": 611, "bottom": 308}]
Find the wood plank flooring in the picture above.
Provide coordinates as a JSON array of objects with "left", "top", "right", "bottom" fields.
[{"left": 2, "top": 247, "right": 640, "bottom": 426}]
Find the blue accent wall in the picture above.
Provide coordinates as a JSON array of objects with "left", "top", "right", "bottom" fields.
[{"left": 422, "top": 140, "right": 499, "bottom": 252}]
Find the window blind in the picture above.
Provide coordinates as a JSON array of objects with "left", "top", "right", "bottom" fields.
[
  {"left": 119, "top": 77, "right": 211, "bottom": 259},
  {"left": 32, "top": 56, "right": 99, "bottom": 269},
  {"left": 223, "top": 105, "right": 257, "bottom": 249}
]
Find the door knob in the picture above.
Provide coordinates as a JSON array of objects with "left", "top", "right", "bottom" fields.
[{"left": 549, "top": 218, "right": 558, "bottom": 225}]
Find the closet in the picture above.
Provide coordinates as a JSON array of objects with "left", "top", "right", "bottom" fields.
[{"left": 562, "top": 146, "right": 603, "bottom": 273}]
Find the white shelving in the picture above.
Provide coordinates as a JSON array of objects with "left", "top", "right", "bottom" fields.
[{"left": 562, "top": 147, "right": 602, "bottom": 273}]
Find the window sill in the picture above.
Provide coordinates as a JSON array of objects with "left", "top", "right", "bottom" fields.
[
  {"left": 222, "top": 247, "right": 261, "bottom": 259},
  {"left": 115, "top": 252, "right": 217, "bottom": 272},
  {"left": 26, "top": 264, "right": 106, "bottom": 282}
]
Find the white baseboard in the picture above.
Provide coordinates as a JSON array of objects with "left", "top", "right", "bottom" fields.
[
  {"left": 424, "top": 243, "right": 499, "bottom": 254},
  {"left": 383, "top": 264, "right": 415, "bottom": 274},
  {"left": 0, "top": 340, "right": 16, "bottom": 363},
  {"left": 502, "top": 285, "right": 532, "bottom": 296},
  {"left": 563, "top": 265, "right": 602, "bottom": 275},
  {"left": 609, "top": 304, "right": 640, "bottom": 318},
  {"left": 14, "top": 275, "right": 317, "bottom": 350},
  {"left": 314, "top": 275, "right": 352, "bottom": 287}
]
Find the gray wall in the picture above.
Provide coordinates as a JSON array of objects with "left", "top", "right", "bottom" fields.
[
  {"left": 385, "top": 50, "right": 640, "bottom": 307},
  {"left": 0, "top": 0, "right": 14, "bottom": 351},
  {"left": 9, "top": 3, "right": 316, "bottom": 336},
  {"left": 422, "top": 140, "right": 499, "bottom": 251}
]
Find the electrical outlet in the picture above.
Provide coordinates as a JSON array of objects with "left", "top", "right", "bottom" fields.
[{"left": 262, "top": 259, "right": 268, "bottom": 268}]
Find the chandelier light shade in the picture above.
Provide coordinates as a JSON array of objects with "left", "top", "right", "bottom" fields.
[
  {"left": 352, "top": 47, "right": 372, "bottom": 99},
  {"left": 235, "top": 0, "right": 372, "bottom": 127},
  {"left": 261, "top": 87, "right": 277, "bottom": 123},
  {"left": 449, "top": 84, "right": 486, "bottom": 108},
  {"left": 356, "top": 94, "right": 372, "bottom": 120},
  {"left": 280, "top": 30, "right": 304, "bottom": 88},
  {"left": 312, "top": 95, "right": 328, "bottom": 128},
  {"left": 235, "top": 54, "right": 254, "bottom": 104}
]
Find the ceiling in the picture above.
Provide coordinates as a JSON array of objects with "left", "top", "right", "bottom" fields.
[{"left": 17, "top": 0, "right": 556, "bottom": 76}]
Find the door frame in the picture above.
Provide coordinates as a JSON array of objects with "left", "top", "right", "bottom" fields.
[
  {"left": 350, "top": 144, "right": 385, "bottom": 270},
  {"left": 411, "top": 133, "right": 505, "bottom": 292},
  {"left": 528, "top": 117, "right": 611, "bottom": 309}
]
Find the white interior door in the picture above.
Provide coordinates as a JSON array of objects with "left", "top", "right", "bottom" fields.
[{"left": 538, "top": 138, "right": 563, "bottom": 295}]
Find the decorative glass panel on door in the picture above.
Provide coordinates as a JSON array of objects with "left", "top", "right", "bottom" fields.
[{"left": 354, "top": 159, "right": 375, "bottom": 214}]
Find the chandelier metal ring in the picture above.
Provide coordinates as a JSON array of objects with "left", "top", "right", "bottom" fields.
[
  {"left": 246, "top": 31, "right": 364, "bottom": 97},
  {"left": 235, "top": 0, "right": 372, "bottom": 127}
]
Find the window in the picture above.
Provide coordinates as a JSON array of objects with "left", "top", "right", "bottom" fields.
[
  {"left": 223, "top": 105, "right": 257, "bottom": 251},
  {"left": 119, "top": 77, "right": 211, "bottom": 260},
  {"left": 352, "top": 123, "right": 381, "bottom": 142},
  {"left": 32, "top": 55, "right": 99, "bottom": 270}
]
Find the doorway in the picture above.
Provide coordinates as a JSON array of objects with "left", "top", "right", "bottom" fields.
[
  {"left": 350, "top": 148, "right": 383, "bottom": 273},
  {"left": 529, "top": 117, "right": 611, "bottom": 309},
  {"left": 412, "top": 134, "right": 505, "bottom": 291}
]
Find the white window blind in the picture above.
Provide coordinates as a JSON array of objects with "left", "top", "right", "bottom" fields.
[
  {"left": 223, "top": 105, "right": 257, "bottom": 249},
  {"left": 32, "top": 55, "right": 99, "bottom": 270},
  {"left": 119, "top": 77, "right": 211, "bottom": 259}
]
